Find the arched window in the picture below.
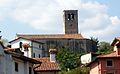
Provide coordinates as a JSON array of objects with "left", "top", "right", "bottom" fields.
[
  {"left": 67, "top": 14, "right": 71, "bottom": 20},
  {"left": 71, "top": 13, "right": 74, "bottom": 20},
  {"left": 67, "top": 13, "right": 74, "bottom": 20}
]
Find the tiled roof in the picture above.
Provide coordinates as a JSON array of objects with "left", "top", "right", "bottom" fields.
[
  {"left": 87, "top": 52, "right": 120, "bottom": 67},
  {"left": 9, "top": 37, "right": 44, "bottom": 44},
  {"left": 4, "top": 49, "right": 41, "bottom": 64},
  {"left": 97, "top": 52, "right": 120, "bottom": 58},
  {"left": 33, "top": 58, "right": 61, "bottom": 72},
  {"left": 16, "top": 34, "right": 84, "bottom": 39},
  {"left": 4, "top": 48, "right": 16, "bottom": 52}
]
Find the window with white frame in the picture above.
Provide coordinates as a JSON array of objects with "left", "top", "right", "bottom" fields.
[{"left": 106, "top": 59, "right": 113, "bottom": 67}]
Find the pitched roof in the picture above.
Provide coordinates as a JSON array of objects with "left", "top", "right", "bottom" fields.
[
  {"left": 16, "top": 34, "right": 84, "bottom": 39},
  {"left": 87, "top": 52, "right": 120, "bottom": 67},
  {"left": 9, "top": 37, "right": 44, "bottom": 44},
  {"left": 4, "top": 48, "right": 16, "bottom": 52},
  {"left": 4, "top": 49, "right": 41, "bottom": 64},
  {"left": 33, "top": 58, "right": 61, "bottom": 72},
  {"left": 97, "top": 52, "right": 120, "bottom": 58}
]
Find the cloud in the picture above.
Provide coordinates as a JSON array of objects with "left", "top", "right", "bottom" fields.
[{"left": 0, "top": 0, "right": 120, "bottom": 41}]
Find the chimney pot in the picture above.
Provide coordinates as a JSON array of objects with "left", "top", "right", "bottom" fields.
[{"left": 49, "top": 49, "right": 57, "bottom": 62}]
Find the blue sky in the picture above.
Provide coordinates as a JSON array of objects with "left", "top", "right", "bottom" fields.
[{"left": 0, "top": 0, "right": 120, "bottom": 42}]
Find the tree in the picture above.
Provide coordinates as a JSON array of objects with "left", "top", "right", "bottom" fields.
[
  {"left": 97, "top": 41, "right": 113, "bottom": 54},
  {"left": 56, "top": 48, "right": 80, "bottom": 71},
  {"left": 58, "top": 66, "right": 89, "bottom": 74},
  {"left": 90, "top": 37, "right": 99, "bottom": 45}
]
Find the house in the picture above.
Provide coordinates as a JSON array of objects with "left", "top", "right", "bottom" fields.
[
  {"left": 10, "top": 37, "right": 45, "bottom": 58},
  {"left": 0, "top": 42, "right": 41, "bottom": 74},
  {"left": 87, "top": 41, "right": 120, "bottom": 74},
  {"left": 12, "top": 10, "right": 97, "bottom": 57},
  {"left": 81, "top": 52, "right": 99, "bottom": 64},
  {"left": 34, "top": 49, "right": 61, "bottom": 74}
]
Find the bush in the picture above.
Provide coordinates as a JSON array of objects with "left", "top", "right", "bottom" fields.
[{"left": 58, "top": 67, "right": 89, "bottom": 74}]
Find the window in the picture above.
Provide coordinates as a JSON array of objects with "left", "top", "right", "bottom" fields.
[
  {"left": 67, "top": 13, "right": 74, "bottom": 20},
  {"left": 19, "top": 42, "right": 22, "bottom": 48},
  {"left": 71, "top": 13, "right": 74, "bottom": 20},
  {"left": 29, "top": 67, "right": 32, "bottom": 74},
  {"left": 67, "top": 14, "right": 71, "bottom": 20},
  {"left": 39, "top": 54, "right": 41, "bottom": 58},
  {"left": 33, "top": 53, "right": 35, "bottom": 58},
  {"left": 39, "top": 45, "right": 42, "bottom": 49},
  {"left": 106, "top": 59, "right": 113, "bottom": 67},
  {"left": 15, "top": 62, "right": 18, "bottom": 72}
]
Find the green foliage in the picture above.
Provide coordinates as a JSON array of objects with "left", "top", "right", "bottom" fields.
[
  {"left": 56, "top": 48, "right": 80, "bottom": 71},
  {"left": 90, "top": 37, "right": 99, "bottom": 45},
  {"left": 58, "top": 67, "right": 89, "bottom": 74},
  {"left": 97, "top": 41, "right": 113, "bottom": 54}
]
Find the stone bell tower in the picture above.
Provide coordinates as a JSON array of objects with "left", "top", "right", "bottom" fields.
[{"left": 63, "top": 10, "right": 78, "bottom": 34}]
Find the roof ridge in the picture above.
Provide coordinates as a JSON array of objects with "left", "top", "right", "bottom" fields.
[{"left": 16, "top": 33, "right": 84, "bottom": 39}]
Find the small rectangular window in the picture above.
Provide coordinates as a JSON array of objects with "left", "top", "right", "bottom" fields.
[
  {"left": 33, "top": 53, "right": 35, "bottom": 58},
  {"left": 39, "top": 45, "right": 42, "bottom": 49},
  {"left": 39, "top": 54, "right": 41, "bottom": 58},
  {"left": 29, "top": 67, "right": 32, "bottom": 74},
  {"left": 15, "top": 62, "right": 18, "bottom": 72},
  {"left": 106, "top": 59, "right": 113, "bottom": 67},
  {"left": 19, "top": 42, "right": 22, "bottom": 48}
]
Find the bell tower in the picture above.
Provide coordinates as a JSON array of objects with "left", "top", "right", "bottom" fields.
[{"left": 63, "top": 10, "right": 78, "bottom": 34}]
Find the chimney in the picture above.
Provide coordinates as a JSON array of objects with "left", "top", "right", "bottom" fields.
[
  {"left": 116, "top": 42, "right": 120, "bottom": 55},
  {"left": 49, "top": 49, "right": 57, "bottom": 62}
]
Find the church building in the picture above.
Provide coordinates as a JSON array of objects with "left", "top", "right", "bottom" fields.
[{"left": 11, "top": 10, "right": 97, "bottom": 57}]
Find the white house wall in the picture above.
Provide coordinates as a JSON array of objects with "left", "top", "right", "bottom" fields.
[
  {"left": 11, "top": 38, "right": 32, "bottom": 58},
  {"left": 0, "top": 44, "right": 4, "bottom": 55},
  {"left": 32, "top": 42, "right": 43, "bottom": 58},
  {"left": 12, "top": 57, "right": 33, "bottom": 74},
  {"left": 81, "top": 53, "right": 92, "bottom": 64},
  {"left": 11, "top": 38, "right": 31, "bottom": 48},
  {"left": 0, "top": 44, "right": 8, "bottom": 74},
  {"left": 0, "top": 43, "right": 34, "bottom": 74},
  {"left": 5, "top": 54, "right": 14, "bottom": 74},
  {"left": 11, "top": 38, "right": 43, "bottom": 58}
]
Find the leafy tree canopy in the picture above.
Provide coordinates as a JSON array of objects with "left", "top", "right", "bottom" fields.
[
  {"left": 58, "top": 66, "right": 89, "bottom": 74},
  {"left": 97, "top": 41, "right": 113, "bottom": 54},
  {"left": 56, "top": 48, "right": 81, "bottom": 71}
]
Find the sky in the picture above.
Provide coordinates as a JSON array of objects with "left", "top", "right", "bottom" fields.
[{"left": 0, "top": 0, "right": 120, "bottom": 42}]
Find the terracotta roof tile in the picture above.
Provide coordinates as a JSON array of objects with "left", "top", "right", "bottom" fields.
[
  {"left": 87, "top": 52, "right": 120, "bottom": 67},
  {"left": 33, "top": 58, "right": 61, "bottom": 71},
  {"left": 9, "top": 37, "right": 44, "bottom": 44},
  {"left": 16, "top": 34, "right": 83, "bottom": 39},
  {"left": 97, "top": 52, "right": 120, "bottom": 58},
  {"left": 4, "top": 50, "right": 41, "bottom": 64},
  {"left": 4, "top": 48, "right": 16, "bottom": 52}
]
